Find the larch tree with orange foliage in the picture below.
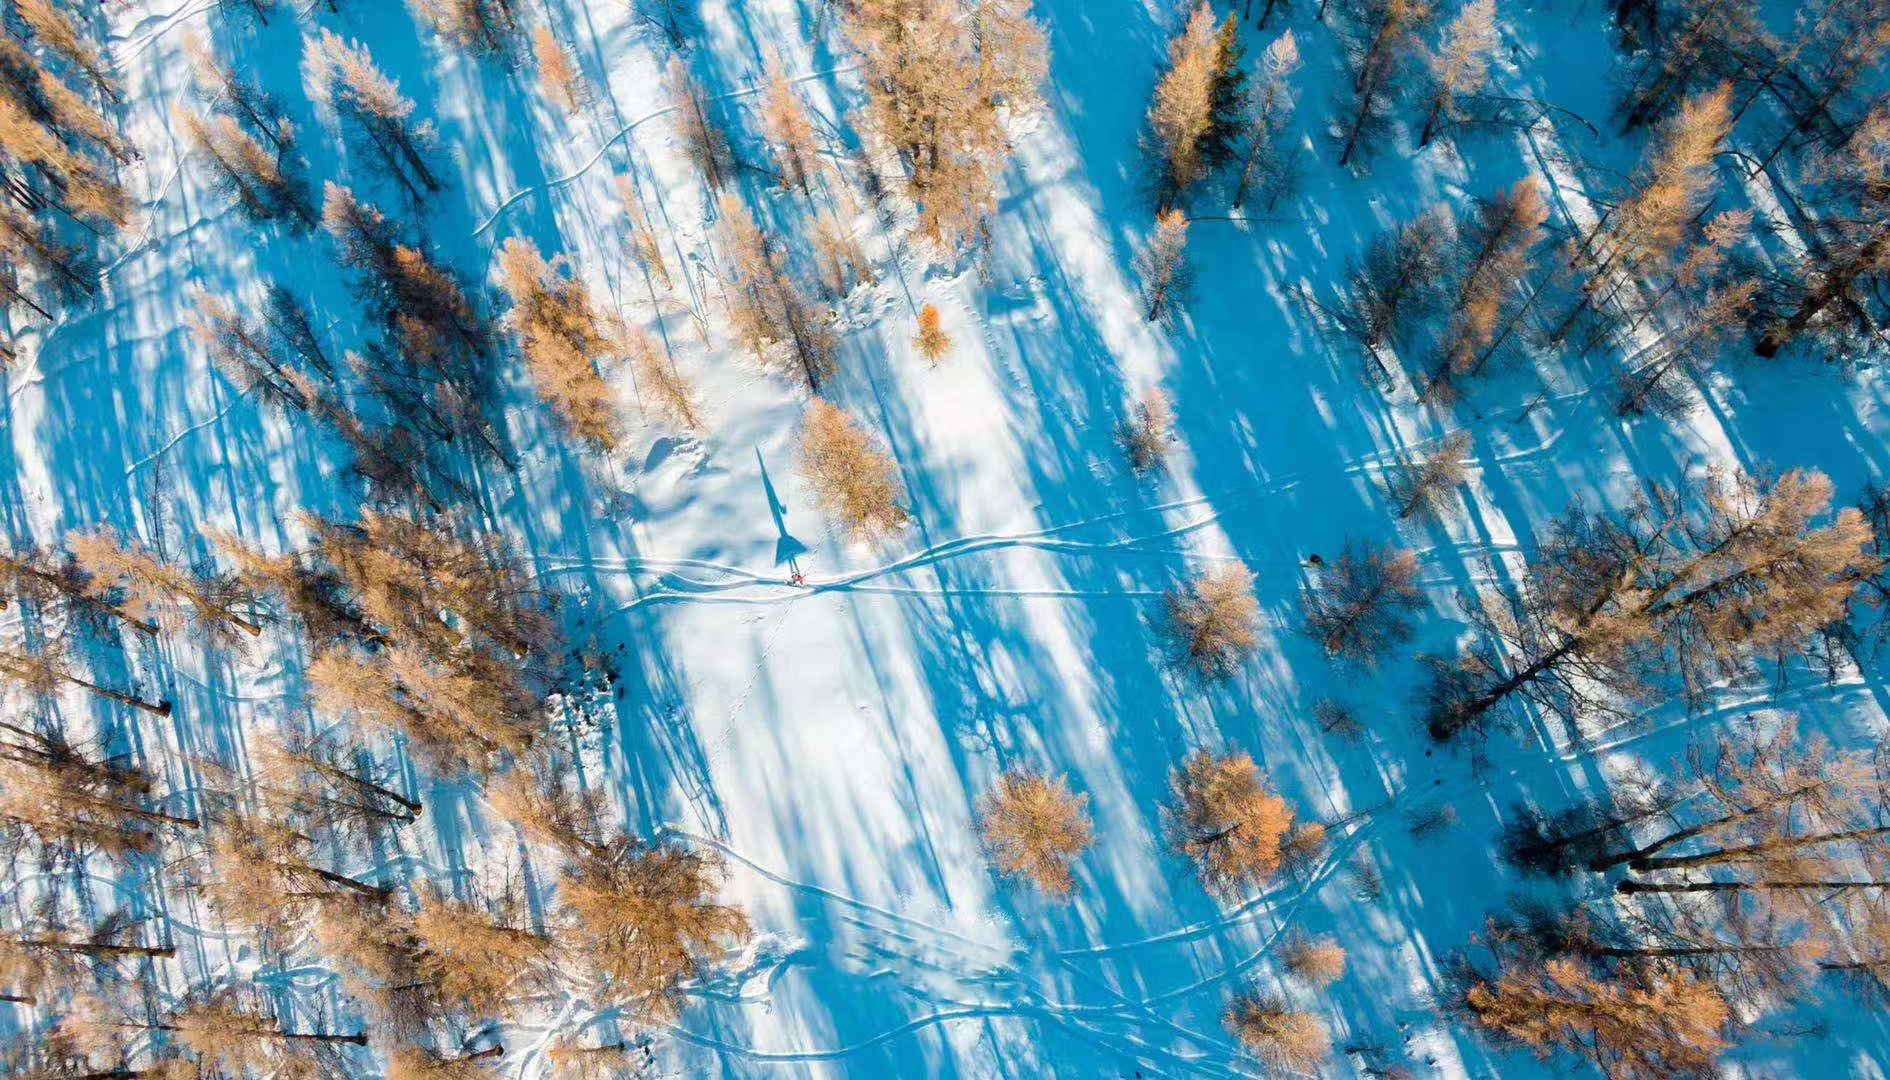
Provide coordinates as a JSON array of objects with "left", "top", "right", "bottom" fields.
[
  {"left": 494, "top": 772, "right": 750, "bottom": 1021},
  {"left": 1165, "top": 564, "right": 1259, "bottom": 676},
  {"left": 1164, "top": 749, "right": 1310, "bottom": 896},
  {"left": 1416, "top": 0, "right": 1498, "bottom": 147},
  {"left": 1224, "top": 991, "right": 1330, "bottom": 1070},
  {"left": 978, "top": 769, "right": 1094, "bottom": 897},
  {"left": 1282, "top": 933, "right": 1347, "bottom": 987},
  {"left": 1555, "top": 84, "right": 1731, "bottom": 345},
  {"left": 1429, "top": 179, "right": 1547, "bottom": 401},
  {"left": 1145, "top": 3, "right": 1220, "bottom": 208},
  {"left": 312, "top": 30, "right": 442, "bottom": 201},
  {"left": 68, "top": 530, "right": 263, "bottom": 643},
  {"left": 667, "top": 57, "right": 732, "bottom": 191},
  {"left": 759, "top": 55, "right": 820, "bottom": 198},
  {"left": 413, "top": 0, "right": 516, "bottom": 54},
  {"left": 1451, "top": 925, "right": 1730, "bottom": 1077},
  {"left": 496, "top": 237, "right": 622, "bottom": 451},
  {"left": 1387, "top": 430, "right": 1470, "bottom": 521},
  {"left": 844, "top": 0, "right": 1045, "bottom": 250},
  {"left": 1121, "top": 387, "right": 1175, "bottom": 473},
  {"left": 175, "top": 104, "right": 315, "bottom": 228},
  {"left": 0, "top": 735, "right": 196, "bottom": 858},
  {"left": 1424, "top": 468, "right": 1874, "bottom": 742},
  {"left": 718, "top": 194, "right": 837, "bottom": 390},
  {"left": 1137, "top": 210, "right": 1193, "bottom": 325},
  {"left": 799, "top": 401, "right": 909, "bottom": 540},
  {"left": 533, "top": 27, "right": 585, "bottom": 113}
]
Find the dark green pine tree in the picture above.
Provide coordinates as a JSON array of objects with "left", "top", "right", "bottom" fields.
[{"left": 1201, "top": 15, "right": 1251, "bottom": 173}]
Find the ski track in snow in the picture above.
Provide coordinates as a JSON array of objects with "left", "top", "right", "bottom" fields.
[{"left": 532, "top": 410, "right": 1579, "bottom": 615}]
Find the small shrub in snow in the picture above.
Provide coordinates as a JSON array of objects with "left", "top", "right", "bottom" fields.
[
  {"left": 913, "top": 303, "right": 952, "bottom": 365},
  {"left": 1313, "top": 698, "right": 1364, "bottom": 740}
]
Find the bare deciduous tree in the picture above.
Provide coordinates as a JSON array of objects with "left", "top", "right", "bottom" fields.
[
  {"left": 634, "top": 0, "right": 698, "bottom": 49},
  {"left": 1387, "top": 430, "right": 1471, "bottom": 521},
  {"left": 1343, "top": 209, "right": 1453, "bottom": 380},
  {"left": 1232, "top": 32, "right": 1302, "bottom": 212},
  {"left": 1301, "top": 540, "right": 1424, "bottom": 665},
  {"left": 1333, "top": 0, "right": 1433, "bottom": 168},
  {"left": 1121, "top": 387, "right": 1176, "bottom": 473},
  {"left": 1757, "top": 103, "right": 1890, "bottom": 357}
]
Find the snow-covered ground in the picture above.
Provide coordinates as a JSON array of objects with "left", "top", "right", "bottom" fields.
[{"left": 10, "top": 0, "right": 1890, "bottom": 1075}]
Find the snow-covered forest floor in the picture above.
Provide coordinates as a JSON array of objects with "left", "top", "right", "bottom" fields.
[{"left": 7, "top": 0, "right": 1890, "bottom": 1075}]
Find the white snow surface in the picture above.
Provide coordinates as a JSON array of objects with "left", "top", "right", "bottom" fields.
[{"left": 7, "top": 0, "right": 1890, "bottom": 1076}]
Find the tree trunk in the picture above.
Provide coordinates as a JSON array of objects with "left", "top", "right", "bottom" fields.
[
  {"left": 1419, "top": 94, "right": 1446, "bottom": 147},
  {"left": 1586, "top": 780, "right": 1828, "bottom": 872},
  {"left": 11, "top": 938, "right": 174, "bottom": 958},
  {"left": 65, "top": 674, "right": 171, "bottom": 717},
  {"left": 1618, "top": 878, "right": 1889, "bottom": 894},
  {"left": 273, "top": 1032, "right": 370, "bottom": 1046},
  {"left": 1756, "top": 232, "right": 1888, "bottom": 358},
  {"left": 1630, "top": 823, "right": 1890, "bottom": 873}
]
